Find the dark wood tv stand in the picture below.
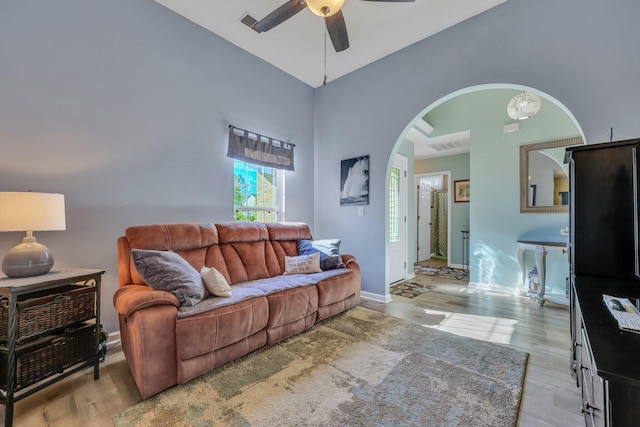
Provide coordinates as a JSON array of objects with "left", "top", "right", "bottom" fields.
[{"left": 571, "top": 276, "right": 640, "bottom": 426}]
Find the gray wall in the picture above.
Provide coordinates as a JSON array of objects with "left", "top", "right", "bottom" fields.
[
  {"left": 0, "top": 1, "right": 315, "bottom": 333},
  {"left": 314, "top": 0, "right": 640, "bottom": 296}
]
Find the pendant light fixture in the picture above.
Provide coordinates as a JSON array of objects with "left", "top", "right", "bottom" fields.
[
  {"left": 306, "top": 0, "right": 345, "bottom": 17},
  {"left": 507, "top": 92, "right": 542, "bottom": 120}
]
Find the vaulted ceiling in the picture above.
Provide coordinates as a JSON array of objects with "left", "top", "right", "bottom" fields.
[
  {"left": 156, "top": 2, "right": 567, "bottom": 160},
  {"left": 155, "top": 0, "right": 508, "bottom": 88}
]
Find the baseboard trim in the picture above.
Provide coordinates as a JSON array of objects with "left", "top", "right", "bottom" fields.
[
  {"left": 360, "top": 291, "right": 392, "bottom": 304},
  {"left": 107, "top": 330, "right": 121, "bottom": 347}
]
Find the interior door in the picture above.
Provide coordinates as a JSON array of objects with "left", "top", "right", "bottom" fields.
[
  {"left": 417, "top": 179, "right": 432, "bottom": 262},
  {"left": 389, "top": 155, "right": 407, "bottom": 284}
]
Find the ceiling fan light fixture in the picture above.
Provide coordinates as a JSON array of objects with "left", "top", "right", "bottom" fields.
[
  {"left": 507, "top": 92, "right": 542, "bottom": 120},
  {"left": 306, "top": 0, "right": 345, "bottom": 17}
]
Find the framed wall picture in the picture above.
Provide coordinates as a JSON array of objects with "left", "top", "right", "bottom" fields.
[
  {"left": 454, "top": 179, "right": 470, "bottom": 203},
  {"left": 340, "top": 156, "right": 369, "bottom": 206}
]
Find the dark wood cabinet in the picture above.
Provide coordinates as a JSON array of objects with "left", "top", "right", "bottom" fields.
[
  {"left": 567, "top": 139, "right": 640, "bottom": 426},
  {"left": 568, "top": 139, "right": 640, "bottom": 281}
]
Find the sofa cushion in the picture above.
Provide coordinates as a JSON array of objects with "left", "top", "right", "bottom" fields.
[
  {"left": 131, "top": 249, "right": 207, "bottom": 306},
  {"left": 315, "top": 268, "right": 359, "bottom": 308},
  {"left": 265, "top": 286, "right": 318, "bottom": 344},
  {"left": 266, "top": 222, "right": 312, "bottom": 241},
  {"left": 126, "top": 223, "right": 218, "bottom": 251},
  {"left": 220, "top": 241, "right": 274, "bottom": 283},
  {"left": 216, "top": 222, "right": 269, "bottom": 244},
  {"left": 284, "top": 253, "right": 322, "bottom": 274},
  {"left": 200, "top": 266, "right": 232, "bottom": 298},
  {"left": 178, "top": 269, "right": 350, "bottom": 318},
  {"left": 297, "top": 239, "right": 345, "bottom": 270},
  {"left": 176, "top": 296, "right": 269, "bottom": 362},
  {"left": 216, "top": 222, "right": 281, "bottom": 283}
]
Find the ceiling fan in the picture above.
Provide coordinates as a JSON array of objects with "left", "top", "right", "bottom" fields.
[{"left": 251, "top": 0, "right": 415, "bottom": 52}]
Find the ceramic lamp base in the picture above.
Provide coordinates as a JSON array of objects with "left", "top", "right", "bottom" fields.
[{"left": 1, "top": 238, "right": 54, "bottom": 278}]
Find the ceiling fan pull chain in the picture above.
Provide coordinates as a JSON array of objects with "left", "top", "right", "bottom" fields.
[{"left": 323, "top": 21, "right": 328, "bottom": 86}]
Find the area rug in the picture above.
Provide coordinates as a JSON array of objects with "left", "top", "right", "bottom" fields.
[
  {"left": 114, "top": 307, "right": 527, "bottom": 427},
  {"left": 415, "top": 263, "right": 469, "bottom": 280},
  {"left": 390, "top": 280, "right": 436, "bottom": 298}
]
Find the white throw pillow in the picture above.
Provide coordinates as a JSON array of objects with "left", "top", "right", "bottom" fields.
[
  {"left": 284, "top": 253, "right": 322, "bottom": 274},
  {"left": 200, "top": 266, "right": 232, "bottom": 298}
]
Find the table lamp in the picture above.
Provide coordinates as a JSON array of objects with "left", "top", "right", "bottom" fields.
[{"left": 0, "top": 192, "right": 66, "bottom": 278}]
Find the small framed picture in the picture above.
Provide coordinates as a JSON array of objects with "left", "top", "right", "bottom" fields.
[
  {"left": 454, "top": 179, "right": 470, "bottom": 203},
  {"left": 340, "top": 156, "right": 369, "bottom": 206}
]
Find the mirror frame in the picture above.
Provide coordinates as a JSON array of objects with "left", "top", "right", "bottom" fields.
[{"left": 520, "top": 136, "right": 583, "bottom": 213}]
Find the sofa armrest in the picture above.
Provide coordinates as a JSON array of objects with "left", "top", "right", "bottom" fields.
[
  {"left": 341, "top": 254, "right": 357, "bottom": 267},
  {"left": 113, "top": 285, "right": 180, "bottom": 318}
]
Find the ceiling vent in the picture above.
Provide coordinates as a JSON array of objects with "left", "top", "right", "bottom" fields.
[
  {"left": 240, "top": 13, "right": 259, "bottom": 31},
  {"left": 430, "top": 140, "right": 469, "bottom": 152}
]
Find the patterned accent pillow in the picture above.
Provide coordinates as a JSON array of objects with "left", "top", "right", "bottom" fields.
[
  {"left": 297, "top": 239, "right": 345, "bottom": 270},
  {"left": 131, "top": 249, "right": 206, "bottom": 306},
  {"left": 201, "top": 266, "right": 232, "bottom": 298},
  {"left": 284, "top": 253, "right": 322, "bottom": 274}
]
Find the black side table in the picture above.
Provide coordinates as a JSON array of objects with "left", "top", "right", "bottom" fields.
[{"left": 0, "top": 269, "right": 104, "bottom": 427}]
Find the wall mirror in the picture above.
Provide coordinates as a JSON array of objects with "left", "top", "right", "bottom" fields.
[{"left": 520, "top": 136, "right": 583, "bottom": 213}]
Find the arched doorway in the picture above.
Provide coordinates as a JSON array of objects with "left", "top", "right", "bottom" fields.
[{"left": 385, "top": 84, "right": 585, "bottom": 296}]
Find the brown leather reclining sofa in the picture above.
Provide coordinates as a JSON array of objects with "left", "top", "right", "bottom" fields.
[{"left": 113, "top": 221, "right": 361, "bottom": 399}]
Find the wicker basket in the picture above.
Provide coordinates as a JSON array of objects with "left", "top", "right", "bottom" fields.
[
  {"left": 0, "top": 284, "right": 96, "bottom": 343},
  {"left": 0, "top": 323, "right": 96, "bottom": 392}
]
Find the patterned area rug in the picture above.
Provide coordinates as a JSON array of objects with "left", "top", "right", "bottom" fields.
[
  {"left": 390, "top": 281, "right": 436, "bottom": 298},
  {"left": 114, "top": 307, "right": 527, "bottom": 427},
  {"left": 415, "top": 263, "right": 469, "bottom": 280}
]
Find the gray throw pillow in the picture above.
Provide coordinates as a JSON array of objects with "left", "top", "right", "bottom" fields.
[{"left": 131, "top": 249, "right": 206, "bottom": 306}]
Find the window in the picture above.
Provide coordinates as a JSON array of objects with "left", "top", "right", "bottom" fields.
[
  {"left": 233, "top": 160, "right": 284, "bottom": 222},
  {"left": 389, "top": 166, "right": 400, "bottom": 242}
]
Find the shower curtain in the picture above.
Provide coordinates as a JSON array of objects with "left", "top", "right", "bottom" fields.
[{"left": 435, "top": 190, "right": 448, "bottom": 257}]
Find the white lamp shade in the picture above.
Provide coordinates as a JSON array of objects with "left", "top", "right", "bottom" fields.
[
  {"left": 0, "top": 192, "right": 66, "bottom": 232},
  {"left": 306, "top": 0, "right": 345, "bottom": 17}
]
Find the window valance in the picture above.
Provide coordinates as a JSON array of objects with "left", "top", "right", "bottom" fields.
[{"left": 227, "top": 125, "right": 295, "bottom": 171}]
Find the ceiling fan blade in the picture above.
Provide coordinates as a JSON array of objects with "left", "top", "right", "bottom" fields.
[
  {"left": 325, "top": 10, "right": 349, "bottom": 52},
  {"left": 253, "top": 0, "right": 307, "bottom": 33}
]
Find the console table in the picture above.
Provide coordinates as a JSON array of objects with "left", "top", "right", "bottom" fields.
[
  {"left": 516, "top": 239, "right": 567, "bottom": 305},
  {"left": 461, "top": 230, "right": 469, "bottom": 270},
  {"left": 0, "top": 269, "right": 104, "bottom": 427}
]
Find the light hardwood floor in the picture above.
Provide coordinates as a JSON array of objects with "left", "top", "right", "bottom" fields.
[{"left": 3, "top": 264, "right": 583, "bottom": 426}]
